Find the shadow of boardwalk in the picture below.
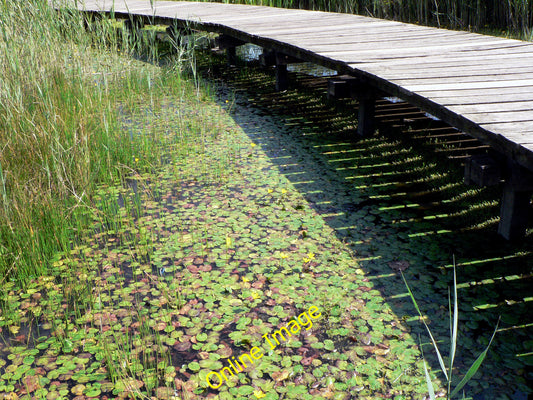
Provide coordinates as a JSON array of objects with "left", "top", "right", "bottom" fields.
[{"left": 200, "top": 56, "right": 533, "bottom": 399}]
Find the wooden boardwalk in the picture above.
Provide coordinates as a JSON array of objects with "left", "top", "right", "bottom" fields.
[{"left": 55, "top": 0, "right": 533, "bottom": 239}]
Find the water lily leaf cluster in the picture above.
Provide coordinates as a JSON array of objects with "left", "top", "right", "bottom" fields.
[{"left": 0, "top": 83, "right": 429, "bottom": 399}]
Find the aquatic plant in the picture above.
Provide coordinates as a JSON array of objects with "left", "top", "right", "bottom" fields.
[{"left": 402, "top": 264, "right": 499, "bottom": 399}]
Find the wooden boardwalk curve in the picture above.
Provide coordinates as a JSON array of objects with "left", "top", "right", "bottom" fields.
[{"left": 54, "top": 0, "right": 533, "bottom": 239}]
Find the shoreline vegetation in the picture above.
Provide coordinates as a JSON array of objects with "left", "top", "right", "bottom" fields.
[
  {"left": 0, "top": 1, "right": 532, "bottom": 399},
  {"left": 0, "top": 0, "right": 200, "bottom": 289}
]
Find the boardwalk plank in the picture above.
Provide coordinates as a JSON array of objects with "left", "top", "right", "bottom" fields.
[
  {"left": 290, "top": 35, "right": 510, "bottom": 49},
  {"left": 390, "top": 73, "right": 533, "bottom": 86},
  {"left": 446, "top": 102, "right": 533, "bottom": 114},
  {"left": 348, "top": 46, "right": 533, "bottom": 66},
  {"left": 429, "top": 93, "right": 533, "bottom": 105},
  {"left": 418, "top": 86, "right": 533, "bottom": 103},
  {"left": 462, "top": 111, "right": 533, "bottom": 124},
  {"left": 319, "top": 42, "right": 530, "bottom": 60},
  {"left": 360, "top": 63, "right": 533, "bottom": 78},
  {"left": 481, "top": 122, "right": 533, "bottom": 135},
  {"left": 245, "top": 25, "right": 465, "bottom": 38},
  {"left": 403, "top": 79, "right": 533, "bottom": 92}
]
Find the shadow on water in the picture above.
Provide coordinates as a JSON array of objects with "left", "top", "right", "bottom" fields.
[{"left": 198, "top": 48, "right": 533, "bottom": 399}]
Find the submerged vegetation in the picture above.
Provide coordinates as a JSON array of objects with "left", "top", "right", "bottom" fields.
[{"left": 0, "top": 1, "right": 532, "bottom": 399}]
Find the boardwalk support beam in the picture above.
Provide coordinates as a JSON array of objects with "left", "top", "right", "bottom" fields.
[
  {"left": 216, "top": 34, "right": 246, "bottom": 66},
  {"left": 498, "top": 161, "right": 533, "bottom": 240},
  {"left": 261, "top": 50, "right": 301, "bottom": 67},
  {"left": 464, "top": 154, "right": 502, "bottom": 186},
  {"left": 261, "top": 50, "right": 301, "bottom": 91},
  {"left": 328, "top": 76, "right": 383, "bottom": 136},
  {"left": 327, "top": 76, "right": 358, "bottom": 99}
]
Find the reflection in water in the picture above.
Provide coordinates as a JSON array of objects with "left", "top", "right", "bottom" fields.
[
  {"left": 237, "top": 43, "right": 263, "bottom": 62},
  {"left": 237, "top": 43, "right": 337, "bottom": 77},
  {"left": 287, "top": 62, "right": 337, "bottom": 77}
]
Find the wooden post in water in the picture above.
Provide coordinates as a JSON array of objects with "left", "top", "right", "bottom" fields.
[
  {"left": 356, "top": 96, "right": 376, "bottom": 137},
  {"left": 327, "top": 76, "right": 381, "bottom": 137},
  {"left": 261, "top": 50, "right": 299, "bottom": 91},
  {"left": 352, "top": 82, "right": 380, "bottom": 137},
  {"left": 497, "top": 161, "right": 533, "bottom": 240},
  {"left": 227, "top": 47, "right": 237, "bottom": 66},
  {"left": 274, "top": 52, "right": 289, "bottom": 91},
  {"left": 275, "top": 64, "right": 288, "bottom": 91},
  {"left": 217, "top": 34, "right": 245, "bottom": 66}
]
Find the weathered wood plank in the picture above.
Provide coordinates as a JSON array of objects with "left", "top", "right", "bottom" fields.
[
  {"left": 402, "top": 79, "right": 533, "bottom": 92},
  {"left": 391, "top": 72, "right": 533, "bottom": 86},
  {"left": 418, "top": 86, "right": 533, "bottom": 100},
  {"left": 430, "top": 94, "right": 533, "bottom": 106},
  {"left": 461, "top": 111, "right": 533, "bottom": 125},
  {"left": 249, "top": 23, "right": 468, "bottom": 39},
  {"left": 361, "top": 64, "right": 533, "bottom": 80},
  {"left": 348, "top": 47, "right": 533, "bottom": 67},
  {"left": 446, "top": 102, "right": 533, "bottom": 114},
  {"left": 246, "top": 25, "right": 467, "bottom": 39},
  {"left": 320, "top": 43, "right": 531, "bottom": 61},
  {"left": 480, "top": 121, "right": 533, "bottom": 135},
  {"left": 289, "top": 34, "right": 512, "bottom": 50}
]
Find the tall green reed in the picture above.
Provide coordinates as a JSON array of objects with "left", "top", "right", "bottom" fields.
[
  {"left": 0, "top": 0, "right": 195, "bottom": 289},
  {"left": 402, "top": 263, "right": 499, "bottom": 399}
]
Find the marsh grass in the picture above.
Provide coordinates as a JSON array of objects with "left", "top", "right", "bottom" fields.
[
  {"left": 0, "top": 0, "right": 207, "bottom": 290},
  {"left": 0, "top": 4, "right": 242, "bottom": 394}
]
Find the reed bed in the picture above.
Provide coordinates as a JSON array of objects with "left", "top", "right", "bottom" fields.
[{"left": 0, "top": 0, "right": 197, "bottom": 289}]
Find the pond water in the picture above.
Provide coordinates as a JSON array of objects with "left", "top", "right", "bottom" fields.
[{"left": 237, "top": 43, "right": 338, "bottom": 77}]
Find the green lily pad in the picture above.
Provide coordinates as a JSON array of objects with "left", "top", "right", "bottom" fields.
[
  {"left": 85, "top": 387, "right": 101, "bottom": 397},
  {"left": 188, "top": 361, "right": 200, "bottom": 372}
]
